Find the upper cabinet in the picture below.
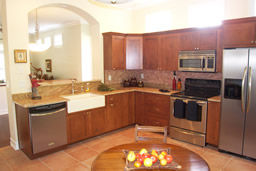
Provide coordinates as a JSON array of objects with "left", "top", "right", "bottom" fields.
[
  {"left": 143, "top": 35, "right": 161, "bottom": 70},
  {"left": 126, "top": 35, "right": 143, "bottom": 70},
  {"left": 143, "top": 33, "right": 180, "bottom": 71},
  {"left": 223, "top": 21, "right": 256, "bottom": 48},
  {"left": 103, "top": 33, "right": 126, "bottom": 70},
  {"left": 181, "top": 29, "right": 217, "bottom": 51}
]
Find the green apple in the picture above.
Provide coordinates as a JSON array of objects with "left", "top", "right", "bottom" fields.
[
  {"left": 143, "top": 158, "right": 153, "bottom": 167},
  {"left": 127, "top": 151, "right": 136, "bottom": 162},
  {"left": 139, "top": 148, "right": 148, "bottom": 155}
]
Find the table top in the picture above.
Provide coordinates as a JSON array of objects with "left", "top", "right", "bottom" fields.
[{"left": 91, "top": 142, "right": 210, "bottom": 171}]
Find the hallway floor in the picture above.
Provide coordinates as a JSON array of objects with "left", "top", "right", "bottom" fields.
[
  {"left": 0, "top": 114, "right": 10, "bottom": 148},
  {"left": 0, "top": 126, "right": 255, "bottom": 171}
]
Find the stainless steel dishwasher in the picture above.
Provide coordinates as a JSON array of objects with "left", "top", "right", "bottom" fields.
[{"left": 29, "top": 102, "right": 67, "bottom": 154}]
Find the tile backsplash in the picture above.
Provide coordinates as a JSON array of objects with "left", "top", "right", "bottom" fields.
[{"left": 105, "top": 70, "right": 222, "bottom": 90}]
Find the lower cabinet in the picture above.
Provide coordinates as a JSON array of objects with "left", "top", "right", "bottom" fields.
[
  {"left": 66, "top": 107, "right": 106, "bottom": 144},
  {"left": 135, "top": 92, "right": 170, "bottom": 127},
  {"left": 106, "top": 92, "right": 135, "bottom": 132},
  {"left": 206, "top": 101, "right": 221, "bottom": 146}
]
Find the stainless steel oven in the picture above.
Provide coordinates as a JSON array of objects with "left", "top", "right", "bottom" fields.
[
  {"left": 170, "top": 97, "right": 207, "bottom": 146},
  {"left": 178, "top": 50, "right": 216, "bottom": 72}
]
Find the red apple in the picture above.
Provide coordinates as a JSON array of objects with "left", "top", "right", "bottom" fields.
[
  {"left": 142, "top": 153, "right": 151, "bottom": 159},
  {"left": 134, "top": 160, "right": 142, "bottom": 168},
  {"left": 165, "top": 155, "right": 173, "bottom": 164},
  {"left": 137, "top": 155, "right": 144, "bottom": 162},
  {"left": 150, "top": 155, "right": 158, "bottom": 164},
  {"left": 135, "top": 153, "right": 141, "bottom": 159}
]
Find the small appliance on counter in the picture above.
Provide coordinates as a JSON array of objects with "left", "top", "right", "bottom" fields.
[
  {"left": 137, "top": 80, "right": 144, "bottom": 87},
  {"left": 130, "top": 76, "right": 137, "bottom": 87},
  {"left": 123, "top": 79, "right": 130, "bottom": 87}
]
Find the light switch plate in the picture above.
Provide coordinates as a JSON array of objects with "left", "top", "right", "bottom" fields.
[
  {"left": 141, "top": 73, "right": 144, "bottom": 79},
  {"left": 108, "top": 75, "right": 112, "bottom": 81}
]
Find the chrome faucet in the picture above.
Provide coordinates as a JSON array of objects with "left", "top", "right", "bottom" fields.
[{"left": 71, "top": 79, "right": 77, "bottom": 94}]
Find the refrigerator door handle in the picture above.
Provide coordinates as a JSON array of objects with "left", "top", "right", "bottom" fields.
[
  {"left": 241, "top": 67, "right": 247, "bottom": 113},
  {"left": 247, "top": 66, "right": 252, "bottom": 112}
]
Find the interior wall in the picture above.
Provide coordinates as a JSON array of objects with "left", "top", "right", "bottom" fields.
[
  {"left": 0, "top": 86, "right": 8, "bottom": 115},
  {"left": 30, "top": 24, "right": 83, "bottom": 81},
  {"left": 131, "top": 0, "right": 253, "bottom": 33}
]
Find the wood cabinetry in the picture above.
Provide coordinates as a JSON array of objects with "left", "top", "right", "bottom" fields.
[
  {"left": 206, "top": 101, "right": 221, "bottom": 146},
  {"left": 106, "top": 92, "right": 135, "bottom": 132},
  {"left": 143, "top": 33, "right": 180, "bottom": 71},
  {"left": 67, "top": 107, "right": 106, "bottom": 144},
  {"left": 103, "top": 33, "right": 126, "bottom": 70},
  {"left": 135, "top": 92, "right": 170, "bottom": 127},
  {"left": 126, "top": 35, "right": 143, "bottom": 70},
  {"left": 143, "top": 35, "right": 161, "bottom": 70},
  {"left": 181, "top": 29, "right": 217, "bottom": 51},
  {"left": 223, "top": 21, "right": 256, "bottom": 47}
]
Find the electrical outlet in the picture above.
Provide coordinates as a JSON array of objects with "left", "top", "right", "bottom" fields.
[
  {"left": 141, "top": 73, "right": 144, "bottom": 79},
  {"left": 108, "top": 75, "right": 112, "bottom": 81}
]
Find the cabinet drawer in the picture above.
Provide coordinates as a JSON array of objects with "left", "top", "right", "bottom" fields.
[
  {"left": 106, "top": 94, "right": 120, "bottom": 104},
  {"left": 145, "top": 104, "right": 170, "bottom": 115},
  {"left": 145, "top": 112, "right": 169, "bottom": 126},
  {"left": 145, "top": 93, "right": 170, "bottom": 106}
]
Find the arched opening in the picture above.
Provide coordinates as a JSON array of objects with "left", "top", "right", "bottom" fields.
[{"left": 28, "top": 3, "right": 101, "bottom": 82}]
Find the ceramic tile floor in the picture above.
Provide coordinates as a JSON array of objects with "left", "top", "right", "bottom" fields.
[{"left": 0, "top": 126, "right": 256, "bottom": 171}]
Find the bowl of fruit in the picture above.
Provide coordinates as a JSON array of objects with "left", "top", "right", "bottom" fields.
[{"left": 123, "top": 148, "right": 181, "bottom": 170}]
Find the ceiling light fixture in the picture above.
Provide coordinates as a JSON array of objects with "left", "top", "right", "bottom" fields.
[
  {"left": 29, "top": 9, "right": 50, "bottom": 52},
  {"left": 95, "top": 0, "right": 133, "bottom": 5}
]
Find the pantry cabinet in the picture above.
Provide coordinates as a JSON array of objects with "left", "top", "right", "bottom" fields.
[
  {"left": 103, "top": 33, "right": 126, "bottom": 70},
  {"left": 206, "top": 101, "right": 221, "bottom": 146},
  {"left": 181, "top": 29, "right": 217, "bottom": 51},
  {"left": 66, "top": 107, "right": 106, "bottom": 144}
]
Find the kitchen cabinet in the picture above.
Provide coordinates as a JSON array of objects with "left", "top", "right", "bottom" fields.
[
  {"left": 67, "top": 107, "right": 106, "bottom": 144},
  {"left": 162, "top": 33, "right": 180, "bottom": 70},
  {"left": 103, "top": 33, "right": 126, "bottom": 70},
  {"left": 181, "top": 29, "right": 217, "bottom": 51},
  {"left": 143, "top": 35, "right": 162, "bottom": 70},
  {"left": 135, "top": 92, "right": 146, "bottom": 125},
  {"left": 106, "top": 92, "right": 135, "bottom": 131},
  {"left": 143, "top": 33, "right": 180, "bottom": 71},
  {"left": 126, "top": 35, "right": 143, "bottom": 70},
  {"left": 223, "top": 21, "right": 256, "bottom": 48},
  {"left": 135, "top": 92, "right": 170, "bottom": 127},
  {"left": 206, "top": 101, "right": 221, "bottom": 146}
]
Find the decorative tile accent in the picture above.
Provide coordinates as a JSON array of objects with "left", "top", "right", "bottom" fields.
[{"left": 105, "top": 70, "right": 222, "bottom": 90}]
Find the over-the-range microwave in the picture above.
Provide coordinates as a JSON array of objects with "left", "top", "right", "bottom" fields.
[{"left": 178, "top": 50, "right": 216, "bottom": 72}]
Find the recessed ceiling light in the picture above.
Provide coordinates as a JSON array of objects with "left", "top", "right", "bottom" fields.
[{"left": 95, "top": 0, "right": 133, "bottom": 5}]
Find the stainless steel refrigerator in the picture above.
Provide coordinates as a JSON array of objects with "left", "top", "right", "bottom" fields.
[{"left": 219, "top": 48, "right": 256, "bottom": 159}]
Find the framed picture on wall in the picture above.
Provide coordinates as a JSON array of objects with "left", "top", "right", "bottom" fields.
[
  {"left": 14, "top": 49, "right": 27, "bottom": 63},
  {"left": 45, "top": 59, "right": 52, "bottom": 72}
]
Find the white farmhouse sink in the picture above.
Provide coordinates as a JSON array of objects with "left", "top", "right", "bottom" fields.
[{"left": 63, "top": 93, "right": 105, "bottom": 113}]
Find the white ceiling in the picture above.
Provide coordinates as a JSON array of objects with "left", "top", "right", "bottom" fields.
[{"left": 26, "top": 0, "right": 170, "bottom": 33}]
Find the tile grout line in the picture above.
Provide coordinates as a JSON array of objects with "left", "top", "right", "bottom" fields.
[
  {"left": 221, "top": 156, "right": 233, "bottom": 170},
  {"left": 38, "top": 158, "right": 53, "bottom": 171},
  {"left": 0, "top": 155, "right": 14, "bottom": 171}
]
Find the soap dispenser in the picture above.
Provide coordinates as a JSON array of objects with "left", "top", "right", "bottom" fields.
[{"left": 86, "top": 83, "right": 90, "bottom": 92}]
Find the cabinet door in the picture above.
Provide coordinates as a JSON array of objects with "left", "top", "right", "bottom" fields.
[
  {"left": 88, "top": 107, "right": 106, "bottom": 137},
  {"left": 162, "top": 33, "right": 180, "bottom": 70},
  {"left": 112, "top": 35, "right": 126, "bottom": 70},
  {"left": 143, "top": 35, "right": 161, "bottom": 70},
  {"left": 181, "top": 31, "right": 198, "bottom": 51},
  {"left": 67, "top": 112, "right": 88, "bottom": 144},
  {"left": 198, "top": 29, "right": 217, "bottom": 50},
  {"left": 135, "top": 92, "right": 145, "bottom": 125},
  {"left": 206, "top": 101, "right": 221, "bottom": 146},
  {"left": 106, "top": 94, "right": 121, "bottom": 131},
  {"left": 223, "top": 22, "right": 256, "bottom": 47},
  {"left": 119, "top": 92, "right": 135, "bottom": 126},
  {"left": 126, "top": 36, "right": 143, "bottom": 70}
]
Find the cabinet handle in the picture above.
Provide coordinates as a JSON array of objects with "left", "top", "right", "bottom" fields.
[
  {"left": 113, "top": 68, "right": 116, "bottom": 70},
  {"left": 197, "top": 48, "right": 200, "bottom": 50},
  {"left": 254, "top": 41, "right": 256, "bottom": 44},
  {"left": 194, "top": 48, "right": 197, "bottom": 50},
  {"left": 110, "top": 98, "right": 114, "bottom": 100},
  {"left": 155, "top": 108, "right": 160, "bottom": 111},
  {"left": 251, "top": 41, "right": 254, "bottom": 43},
  {"left": 110, "top": 104, "right": 114, "bottom": 107}
]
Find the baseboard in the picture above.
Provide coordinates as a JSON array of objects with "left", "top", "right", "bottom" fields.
[{"left": 10, "top": 137, "right": 19, "bottom": 150}]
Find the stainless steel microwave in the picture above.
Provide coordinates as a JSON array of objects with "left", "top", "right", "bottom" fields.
[{"left": 178, "top": 50, "right": 216, "bottom": 72}]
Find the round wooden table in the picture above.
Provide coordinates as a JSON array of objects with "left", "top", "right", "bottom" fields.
[{"left": 91, "top": 142, "right": 210, "bottom": 171}]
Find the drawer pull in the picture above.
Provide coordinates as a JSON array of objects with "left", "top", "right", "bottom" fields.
[
  {"left": 110, "top": 104, "right": 114, "bottom": 107},
  {"left": 110, "top": 98, "right": 114, "bottom": 100}
]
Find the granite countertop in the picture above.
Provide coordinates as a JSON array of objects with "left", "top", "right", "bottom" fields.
[{"left": 13, "top": 87, "right": 178, "bottom": 108}]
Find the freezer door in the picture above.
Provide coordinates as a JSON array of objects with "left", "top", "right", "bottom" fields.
[
  {"left": 243, "top": 48, "right": 256, "bottom": 159},
  {"left": 219, "top": 48, "right": 249, "bottom": 155}
]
